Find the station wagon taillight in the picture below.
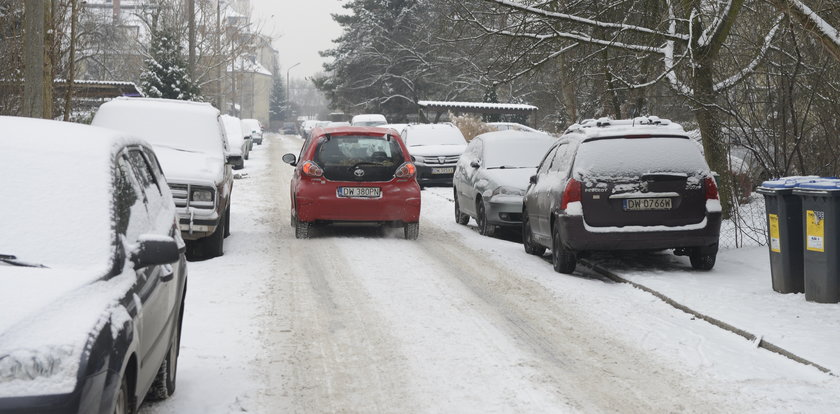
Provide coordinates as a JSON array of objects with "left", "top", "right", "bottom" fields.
[
  {"left": 561, "top": 178, "right": 582, "bottom": 210},
  {"left": 395, "top": 162, "right": 417, "bottom": 179},
  {"left": 705, "top": 177, "right": 719, "bottom": 200},
  {"left": 301, "top": 161, "right": 323, "bottom": 177}
]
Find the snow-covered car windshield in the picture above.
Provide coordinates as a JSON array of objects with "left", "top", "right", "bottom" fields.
[
  {"left": 406, "top": 128, "right": 466, "bottom": 147},
  {"left": 484, "top": 138, "right": 554, "bottom": 169},
  {"left": 574, "top": 137, "right": 709, "bottom": 179},
  {"left": 354, "top": 121, "right": 386, "bottom": 127}
]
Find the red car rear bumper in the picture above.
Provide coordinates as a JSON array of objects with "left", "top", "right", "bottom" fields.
[{"left": 294, "top": 178, "right": 421, "bottom": 223}]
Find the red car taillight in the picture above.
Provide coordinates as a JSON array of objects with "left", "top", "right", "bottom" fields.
[
  {"left": 705, "top": 177, "right": 719, "bottom": 200},
  {"left": 301, "top": 161, "right": 323, "bottom": 178},
  {"left": 560, "top": 178, "right": 582, "bottom": 210},
  {"left": 395, "top": 162, "right": 416, "bottom": 179}
]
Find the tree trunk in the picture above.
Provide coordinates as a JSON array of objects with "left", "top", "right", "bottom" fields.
[
  {"left": 693, "top": 61, "right": 733, "bottom": 218},
  {"left": 63, "top": 0, "right": 79, "bottom": 121},
  {"left": 187, "top": 0, "right": 196, "bottom": 80},
  {"left": 22, "top": 0, "right": 52, "bottom": 119}
]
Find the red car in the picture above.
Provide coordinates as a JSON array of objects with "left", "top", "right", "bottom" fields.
[{"left": 282, "top": 126, "right": 421, "bottom": 239}]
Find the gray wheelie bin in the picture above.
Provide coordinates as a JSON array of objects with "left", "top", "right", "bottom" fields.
[
  {"left": 757, "top": 177, "right": 815, "bottom": 294},
  {"left": 793, "top": 179, "right": 840, "bottom": 303}
]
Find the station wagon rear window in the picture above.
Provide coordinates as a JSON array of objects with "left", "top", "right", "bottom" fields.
[{"left": 573, "top": 137, "right": 709, "bottom": 179}]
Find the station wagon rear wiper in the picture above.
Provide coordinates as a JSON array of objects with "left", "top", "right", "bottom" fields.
[
  {"left": 0, "top": 254, "right": 48, "bottom": 268},
  {"left": 487, "top": 165, "right": 525, "bottom": 169}
]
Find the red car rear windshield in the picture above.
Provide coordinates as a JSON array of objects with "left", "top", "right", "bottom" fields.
[{"left": 314, "top": 135, "right": 404, "bottom": 181}]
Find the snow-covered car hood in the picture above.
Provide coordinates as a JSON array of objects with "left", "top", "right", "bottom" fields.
[
  {"left": 408, "top": 144, "right": 467, "bottom": 157},
  {"left": 481, "top": 167, "right": 537, "bottom": 191},
  {"left": 154, "top": 145, "right": 225, "bottom": 185},
  {"left": 0, "top": 265, "right": 134, "bottom": 397}
]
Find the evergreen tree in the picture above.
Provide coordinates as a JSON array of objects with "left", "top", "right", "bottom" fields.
[
  {"left": 269, "top": 75, "right": 286, "bottom": 121},
  {"left": 482, "top": 87, "right": 500, "bottom": 122},
  {"left": 140, "top": 26, "right": 200, "bottom": 101}
]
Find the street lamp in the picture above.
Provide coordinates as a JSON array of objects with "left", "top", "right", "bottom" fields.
[{"left": 286, "top": 62, "right": 301, "bottom": 106}]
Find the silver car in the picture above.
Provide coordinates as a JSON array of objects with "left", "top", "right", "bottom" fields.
[{"left": 453, "top": 131, "right": 555, "bottom": 236}]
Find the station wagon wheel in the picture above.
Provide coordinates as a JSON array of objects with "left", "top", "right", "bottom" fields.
[
  {"left": 522, "top": 211, "right": 546, "bottom": 256},
  {"left": 689, "top": 249, "right": 717, "bottom": 270},
  {"left": 454, "top": 191, "right": 469, "bottom": 225},
  {"left": 477, "top": 201, "right": 495, "bottom": 237},
  {"left": 552, "top": 224, "right": 576, "bottom": 274}
]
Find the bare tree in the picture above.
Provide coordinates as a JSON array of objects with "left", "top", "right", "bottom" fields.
[{"left": 22, "top": 0, "right": 52, "bottom": 118}]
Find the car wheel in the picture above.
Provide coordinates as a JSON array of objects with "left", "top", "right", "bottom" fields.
[
  {"left": 295, "top": 220, "right": 311, "bottom": 239},
  {"left": 404, "top": 222, "right": 419, "bottom": 240},
  {"left": 454, "top": 191, "right": 469, "bottom": 225},
  {"left": 552, "top": 223, "right": 576, "bottom": 274},
  {"left": 223, "top": 205, "right": 231, "bottom": 238},
  {"left": 146, "top": 314, "right": 180, "bottom": 401},
  {"left": 477, "top": 201, "right": 495, "bottom": 237},
  {"left": 203, "top": 214, "right": 225, "bottom": 258},
  {"left": 523, "top": 210, "right": 546, "bottom": 256},
  {"left": 113, "top": 375, "right": 129, "bottom": 414},
  {"left": 690, "top": 250, "right": 716, "bottom": 270}
]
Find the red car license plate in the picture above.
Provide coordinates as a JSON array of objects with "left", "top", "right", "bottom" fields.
[{"left": 337, "top": 187, "right": 381, "bottom": 198}]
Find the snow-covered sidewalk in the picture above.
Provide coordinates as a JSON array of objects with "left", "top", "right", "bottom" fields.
[{"left": 591, "top": 247, "right": 840, "bottom": 374}]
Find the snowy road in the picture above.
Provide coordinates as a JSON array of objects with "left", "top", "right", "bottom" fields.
[{"left": 141, "top": 134, "right": 840, "bottom": 413}]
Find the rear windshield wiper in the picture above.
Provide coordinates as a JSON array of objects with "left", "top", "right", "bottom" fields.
[
  {"left": 487, "top": 165, "right": 526, "bottom": 169},
  {"left": 0, "top": 254, "right": 48, "bottom": 268}
]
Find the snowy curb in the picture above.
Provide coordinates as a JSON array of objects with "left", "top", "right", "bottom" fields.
[{"left": 579, "top": 259, "right": 835, "bottom": 376}]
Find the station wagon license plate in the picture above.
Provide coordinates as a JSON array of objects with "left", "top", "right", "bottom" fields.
[
  {"left": 431, "top": 167, "right": 454, "bottom": 174},
  {"left": 623, "top": 198, "right": 672, "bottom": 211},
  {"left": 337, "top": 187, "right": 381, "bottom": 198}
]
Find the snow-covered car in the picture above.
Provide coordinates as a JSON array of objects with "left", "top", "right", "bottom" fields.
[
  {"left": 92, "top": 97, "right": 234, "bottom": 259},
  {"left": 522, "top": 117, "right": 722, "bottom": 274},
  {"left": 453, "top": 131, "right": 555, "bottom": 236},
  {"left": 241, "top": 118, "right": 263, "bottom": 145},
  {"left": 400, "top": 123, "right": 468, "bottom": 186},
  {"left": 351, "top": 114, "right": 387, "bottom": 127},
  {"left": 221, "top": 115, "right": 248, "bottom": 169},
  {"left": 486, "top": 122, "right": 542, "bottom": 134},
  {"left": 282, "top": 126, "right": 421, "bottom": 239},
  {"left": 0, "top": 116, "right": 187, "bottom": 414}
]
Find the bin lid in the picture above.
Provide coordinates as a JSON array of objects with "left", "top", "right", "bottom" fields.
[
  {"left": 795, "top": 178, "right": 840, "bottom": 191},
  {"left": 759, "top": 176, "right": 820, "bottom": 190}
]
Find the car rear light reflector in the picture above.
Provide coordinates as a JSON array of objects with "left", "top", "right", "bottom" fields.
[
  {"left": 395, "top": 162, "right": 416, "bottom": 179},
  {"left": 705, "top": 177, "right": 719, "bottom": 200},
  {"left": 301, "top": 161, "right": 323, "bottom": 177},
  {"left": 561, "top": 178, "right": 582, "bottom": 210}
]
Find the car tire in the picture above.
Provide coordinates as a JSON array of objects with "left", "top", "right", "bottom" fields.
[
  {"left": 523, "top": 210, "right": 546, "bottom": 256},
  {"left": 552, "top": 223, "right": 576, "bottom": 274},
  {"left": 454, "top": 191, "right": 469, "bottom": 225},
  {"left": 295, "top": 220, "right": 311, "bottom": 239},
  {"left": 146, "top": 314, "right": 180, "bottom": 401},
  {"left": 404, "top": 222, "right": 419, "bottom": 240},
  {"left": 690, "top": 250, "right": 716, "bottom": 270},
  {"left": 477, "top": 201, "right": 495, "bottom": 237},
  {"left": 203, "top": 214, "right": 225, "bottom": 258},
  {"left": 223, "top": 205, "right": 231, "bottom": 238},
  {"left": 112, "top": 374, "right": 129, "bottom": 414}
]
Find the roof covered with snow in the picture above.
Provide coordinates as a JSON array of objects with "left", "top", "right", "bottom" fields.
[{"left": 417, "top": 101, "right": 538, "bottom": 111}]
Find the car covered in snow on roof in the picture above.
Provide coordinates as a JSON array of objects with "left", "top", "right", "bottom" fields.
[
  {"left": 92, "top": 97, "right": 235, "bottom": 260},
  {"left": 522, "top": 117, "right": 722, "bottom": 273},
  {"left": 351, "top": 114, "right": 387, "bottom": 127},
  {"left": 221, "top": 115, "right": 249, "bottom": 169},
  {"left": 398, "top": 123, "right": 468, "bottom": 186},
  {"left": 241, "top": 118, "right": 263, "bottom": 145},
  {"left": 0, "top": 116, "right": 187, "bottom": 414},
  {"left": 282, "top": 126, "right": 421, "bottom": 239},
  {"left": 453, "top": 131, "right": 555, "bottom": 236}
]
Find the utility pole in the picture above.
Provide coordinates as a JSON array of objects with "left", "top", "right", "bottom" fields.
[
  {"left": 22, "top": 0, "right": 52, "bottom": 119},
  {"left": 187, "top": 0, "right": 196, "bottom": 80},
  {"left": 286, "top": 62, "right": 300, "bottom": 119},
  {"left": 63, "top": 0, "right": 79, "bottom": 121}
]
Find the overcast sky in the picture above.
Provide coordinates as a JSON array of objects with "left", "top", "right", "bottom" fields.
[{"left": 250, "top": 0, "right": 347, "bottom": 79}]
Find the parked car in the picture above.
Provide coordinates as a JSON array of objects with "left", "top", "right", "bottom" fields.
[
  {"left": 0, "top": 116, "right": 187, "bottom": 414},
  {"left": 300, "top": 120, "right": 330, "bottom": 140},
  {"left": 453, "top": 131, "right": 555, "bottom": 236},
  {"left": 351, "top": 114, "right": 387, "bottom": 127},
  {"left": 92, "top": 97, "right": 235, "bottom": 259},
  {"left": 326, "top": 121, "right": 351, "bottom": 127},
  {"left": 522, "top": 117, "right": 722, "bottom": 273},
  {"left": 221, "top": 115, "right": 248, "bottom": 169},
  {"left": 486, "top": 122, "right": 543, "bottom": 134},
  {"left": 241, "top": 118, "right": 263, "bottom": 145},
  {"left": 282, "top": 126, "right": 421, "bottom": 240},
  {"left": 399, "top": 123, "right": 468, "bottom": 186}
]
